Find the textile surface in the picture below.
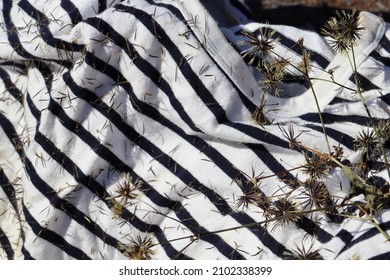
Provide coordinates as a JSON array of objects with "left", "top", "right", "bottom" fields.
[{"left": 0, "top": 0, "right": 390, "bottom": 259}]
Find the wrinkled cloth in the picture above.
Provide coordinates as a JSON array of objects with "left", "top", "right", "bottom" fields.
[{"left": 0, "top": 0, "right": 389, "bottom": 259}]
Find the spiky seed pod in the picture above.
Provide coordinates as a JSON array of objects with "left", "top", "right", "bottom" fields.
[
  {"left": 300, "top": 179, "right": 332, "bottom": 210},
  {"left": 282, "top": 243, "right": 323, "bottom": 260},
  {"left": 321, "top": 9, "right": 364, "bottom": 53},
  {"left": 119, "top": 234, "right": 156, "bottom": 260},
  {"left": 235, "top": 178, "right": 263, "bottom": 210},
  {"left": 110, "top": 172, "right": 143, "bottom": 206},
  {"left": 238, "top": 25, "right": 279, "bottom": 64},
  {"left": 257, "top": 195, "right": 275, "bottom": 221},
  {"left": 259, "top": 60, "right": 285, "bottom": 97},
  {"left": 235, "top": 187, "right": 262, "bottom": 210},
  {"left": 279, "top": 123, "right": 302, "bottom": 149},
  {"left": 354, "top": 129, "right": 378, "bottom": 162},
  {"left": 302, "top": 152, "right": 330, "bottom": 180},
  {"left": 251, "top": 93, "right": 271, "bottom": 126},
  {"left": 111, "top": 202, "right": 124, "bottom": 218},
  {"left": 251, "top": 106, "right": 270, "bottom": 126},
  {"left": 272, "top": 196, "right": 299, "bottom": 230}
]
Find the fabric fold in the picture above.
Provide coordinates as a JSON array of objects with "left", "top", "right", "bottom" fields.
[{"left": 0, "top": 0, "right": 389, "bottom": 260}]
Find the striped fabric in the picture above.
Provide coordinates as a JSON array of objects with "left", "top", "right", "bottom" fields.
[{"left": 0, "top": 0, "right": 389, "bottom": 260}]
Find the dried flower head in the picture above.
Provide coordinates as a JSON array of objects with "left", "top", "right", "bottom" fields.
[
  {"left": 272, "top": 196, "right": 299, "bottom": 230},
  {"left": 235, "top": 179, "right": 263, "bottom": 210},
  {"left": 259, "top": 60, "right": 285, "bottom": 96},
  {"left": 298, "top": 48, "right": 312, "bottom": 74},
  {"left": 258, "top": 195, "right": 275, "bottom": 221},
  {"left": 300, "top": 179, "right": 332, "bottom": 210},
  {"left": 296, "top": 37, "right": 313, "bottom": 74},
  {"left": 251, "top": 107, "right": 270, "bottom": 126},
  {"left": 279, "top": 123, "right": 302, "bottom": 149},
  {"left": 321, "top": 9, "right": 364, "bottom": 53},
  {"left": 354, "top": 128, "right": 378, "bottom": 162},
  {"left": 110, "top": 172, "right": 143, "bottom": 206},
  {"left": 111, "top": 202, "right": 124, "bottom": 218},
  {"left": 119, "top": 234, "right": 156, "bottom": 260},
  {"left": 251, "top": 94, "right": 271, "bottom": 126},
  {"left": 238, "top": 25, "right": 279, "bottom": 65},
  {"left": 302, "top": 152, "right": 330, "bottom": 180},
  {"left": 235, "top": 187, "right": 261, "bottom": 210},
  {"left": 282, "top": 243, "right": 323, "bottom": 260}
]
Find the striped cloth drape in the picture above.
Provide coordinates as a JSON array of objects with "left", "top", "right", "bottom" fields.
[{"left": 0, "top": 0, "right": 389, "bottom": 259}]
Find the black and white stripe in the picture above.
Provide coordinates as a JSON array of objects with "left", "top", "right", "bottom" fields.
[{"left": 0, "top": 0, "right": 389, "bottom": 259}]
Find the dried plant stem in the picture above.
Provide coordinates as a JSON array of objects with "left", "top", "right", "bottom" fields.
[
  {"left": 270, "top": 49, "right": 332, "bottom": 153},
  {"left": 300, "top": 43, "right": 332, "bottom": 154},
  {"left": 158, "top": 198, "right": 389, "bottom": 247},
  {"left": 297, "top": 142, "right": 374, "bottom": 189},
  {"left": 310, "top": 77, "right": 356, "bottom": 92},
  {"left": 348, "top": 47, "right": 390, "bottom": 180},
  {"left": 156, "top": 203, "right": 358, "bottom": 247},
  {"left": 172, "top": 238, "right": 198, "bottom": 260},
  {"left": 368, "top": 216, "right": 390, "bottom": 242},
  {"left": 306, "top": 78, "right": 332, "bottom": 154}
]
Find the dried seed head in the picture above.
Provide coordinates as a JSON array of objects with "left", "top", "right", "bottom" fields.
[
  {"left": 272, "top": 196, "right": 299, "bottom": 230},
  {"left": 119, "top": 234, "right": 156, "bottom": 260},
  {"left": 298, "top": 48, "right": 312, "bottom": 74},
  {"left": 235, "top": 178, "right": 263, "bottom": 210},
  {"left": 331, "top": 145, "right": 344, "bottom": 162},
  {"left": 251, "top": 93, "right": 271, "bottom": 126},
  {"left": 259, "top": 60, "right": 285, "bottom": 97},
  {"left": 300, "top": 179, "right": 332, "bottom": 210},
  {"left": 321, "top": 9, "right": 364, "bottom": 53},
  {"left": 302, "top": 152, "right": 330, "bottom": 180},
  {"left": 110, "top": 172, "right": 143, "bottom": 206},
  {"left": 282, "top": 243, "right": 323, "bottom": 260},
  {"left": 238, "top": 25, "right": 279, "bottom": 64},
  {"left": 297, "top": 37, "right": 313, "bottom": 74},
  {"left": 354, "top": 128, "right": 378, "bottom": 162},
  {"left": 257, "top": 195, "right": 275, "bottom": 221},
  {"left": 235, "top": 187, "right": 262, "bottom": 210},
  {"left": 251, "top": 106, "right": 271, "bottom": 126},
  {"left": 111, "top": 201, "right": 124, "bottom": 218}
]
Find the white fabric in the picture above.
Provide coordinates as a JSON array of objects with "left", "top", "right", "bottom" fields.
[{"left": 0, "top": 0, "right": 389, "bottom": 259}]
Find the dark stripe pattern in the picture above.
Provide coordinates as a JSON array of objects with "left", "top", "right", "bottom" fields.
[{"left": 0, "top": 0, "right": 390, "bottom": 260}]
